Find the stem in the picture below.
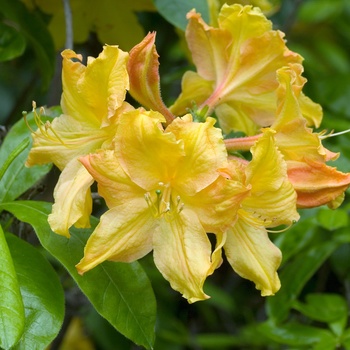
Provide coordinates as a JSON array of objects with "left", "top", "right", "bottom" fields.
[
  {"left": 224, "top": 134, "right": 261, "bottom": 152},
  {"left": 62, "top": 0, "right": 73, "bottom": 50}
]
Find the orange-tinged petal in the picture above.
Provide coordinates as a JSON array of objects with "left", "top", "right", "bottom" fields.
[
  {"left": 127, "top": 32, "right": 174, "bottom": 124},
  {"left": 153, "top": 209, "right": 213, "bottom": 303},
  {"left": 79, "top": 149, "right": 145, "bottom": 208},
  {"left": 61, "top": 45, "right": 129, "bottom": 127},
  {"left": 184, "top": 173, "right": 249, "bottom": 232},
  {"left": 166, "top": 115, "right": 227, "bottom": 195},
  {"left": 272, "top": 65, "right": 326, "bottom": 163},
  {"left": 171, "top": 4, "right": 304, "bottom": 135},
  {"left": 114, "top": 110, "right": 184, "bottom": 191},
  {"left": 224, "top": 217, "right": 282, "bottom": 296},
  {"left": 76, "top": 202, "right": 155, "bottom": 274},
  {"left": 287, "top": 160, "right": 350, "bottom": 208},
  {"left": 48, "top": 159, "right": 94, "bottom": 237}
]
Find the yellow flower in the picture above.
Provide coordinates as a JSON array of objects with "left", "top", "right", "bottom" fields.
[
  {"left": 272, "top": 65, "right": 350, "bottom": 208},
  {"left": 224, "top": 64, "right": 350, "bottom": 208},
  {"left": 76, "top": 110, "right": 247, "bottom": 303},
  {"left": 26, "top": 45, "right": 131, "bottom": 237},
  {"left": 223, "top": 130, "right": 299, "bottom": 296},
  {"left": 170, "top": 4, "right": 321, "bottom": 135}
]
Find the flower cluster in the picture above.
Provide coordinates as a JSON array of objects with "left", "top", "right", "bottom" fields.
[{"left": 27, "top": 4, "right": 350, "bottom": 303}]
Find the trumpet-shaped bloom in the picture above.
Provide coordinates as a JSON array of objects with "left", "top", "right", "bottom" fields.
[
  {"left": 224, "top": 130, "right": 299, "bottom": 295},
  {"left": 26, "top": 46, "right": 132, "bottom": 236},
  {"left": 272, "top": 65, "right": 350, "bottom": 208},
  {"left": 76, "top": 110, "right": 247, "bottom": 302},
  {"left": 224, "top": 64, "right": 350, "bottom": 208},
  {"left": 170, "top": 4, "right": 322, "bottom": 135}
]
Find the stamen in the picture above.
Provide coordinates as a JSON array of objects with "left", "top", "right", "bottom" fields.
[
  {"left": 24, "top": 101, "right": 67, "bottom": 146},
  {"left": 266, "top": 222, "right": 294, "bottom": 233},
  {"left": 144, "top": 186, "right": 185, "bottom": 217},
  {"left": 320, "top": 128, "right": 350, "bottom": 139}
]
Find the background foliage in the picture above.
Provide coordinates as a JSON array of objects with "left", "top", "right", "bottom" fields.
[{"left": 1, "top": 0, "right": 350, "bottom": 349}]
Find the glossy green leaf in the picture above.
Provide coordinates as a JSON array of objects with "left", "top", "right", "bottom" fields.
[
  {"left": 0, "top": 201, "right": 156, "bottom": 350},
  {"left": 317, "top": 208, "right": 349, "bottom": 231},
  {"left": 267, "top": 240, "right": 340, "bottom": 323},
  {"left": 258, "top": 321, "right": 336, "bottom": 348},
  {"left": 153, "top": 0, "right": 209, "bottom": 31},
  {"left": 0, "top": 22, "right": 26, "bottom": 61},
  {"left": 274, "top": 211, "right": 319, "bottom": 265},
  {"left": 0, "top": 0, "right": 55, "bottom": 87},
  {"left": 293, "top": 293, "right": 348, "bottom": 323},
  {"left": 5, "top": 232, "right": 65, "bottom": 349},
  {"left": 293, "top": 293, "right": 348, "bottom": 337},
  {"left": 0, "top": 109, "right": 54, "bottom": 203},
  {"left": 0, "top": 225, "right": 25, "bottom": 349},
  {"left": 342, "top": 328, "right": 350, "bottom": 349}
]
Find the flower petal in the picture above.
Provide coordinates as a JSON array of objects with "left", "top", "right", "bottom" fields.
[
  {"left": 166, "top": 115, "right": 227, "bottom": 195},
  {"left": 115, "top": 110, "right": 184, "bottom": 191},
  {"left": 153, "top": 209, "right": 213, "bottom": 303},
  {"left": 27, "top": 112, "right": 115, "bottom": 170},
  {"left": 171, "top": 4, "right": 304, "bottom": 135},
  {"left": 48, "top": 158, "right": 94, "bottom": 237},
  {"left": 184, "top": 172, "right": 249, "bottom": 232},
  {"left": 288, "top": 160, "right": 350, "bottom": 208},
  {"left": 76, "top": 202, "right": 155, "bottom": 274},
  {"left": 127, "top": 32, "right": 174, "bottom": 123},
  {"left": 61, "top": 45, "right": 129, "bottom": 127},
  {"left": 246, "top": 129, "right": 285, "bottom": 192},
  {"left": 79, "top": 149, "right": 145, "bottom": 208},
  {"left": 224, "top": 217, "right": 282, "bottom": 296}
]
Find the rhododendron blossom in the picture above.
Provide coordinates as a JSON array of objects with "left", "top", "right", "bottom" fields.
[
  {"left": 25, "top": 2, "right": 350, "bottom": 303},
  {"left": 26, "top": 46, "right": 131, "bottom": 236}
]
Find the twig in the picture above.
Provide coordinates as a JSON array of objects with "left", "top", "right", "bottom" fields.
[{"left": 62, "top": 0, "right": 73, "bottom": 50}]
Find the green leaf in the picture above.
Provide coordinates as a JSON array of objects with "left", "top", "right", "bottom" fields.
[
  {"left": 0, "top": 109, "right": 53, "bottom": 203},
  {"left": 0, "top": 21, "right": 26, "bottom": 61},
  {"left": 4, "top": 232, "right": 64, "bottom": 349},
  {"left": 317, "top": 208, "right": 349, "bottom": 231},
  {"left": 292, "top": 293, "right": 348, "bottom": 337},
  {"left": 267, "top": 240, "right": 340, "bottom": 323},
  {"left": 0, "top": 0, "right": 55, "bottom": 87},
  {"left": 274, "top": 211, "right": 319, "bottom": 265},
  {"left": 342, "top": 328, "right": 350, "bottom": 349},
  {"left": 153, "top": 0, "right": 209, "bottom": 31},
  {"left": 0, "top": 201, "right": 156, "bottom": 350},
  {"left": 0, "top": 225, "right": 25, "bottom": 349},
  {"left": 258, "top": 321, "right": 337, "bottom": 348},
  {"left": 292, "top": 293, "right": 348, "bottom": 323}
]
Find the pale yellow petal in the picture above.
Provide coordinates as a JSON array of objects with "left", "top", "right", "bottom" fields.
[
  {"left": 169, "top": 71, "right": 213, "bottom": 116},
  {"left": 114, "top": 110, "right": 184, "bottom": 191},
  {"left": 27, "top": 112, "right": 114, "bottom": 170},
  {"left": 166, "top": 116, "right": 227, "bottom": 195},
  {"left": 48, "top": 159, "right": 94, "bottom": 237},
  {"left": 61, "top": 45, "right": 129, "bottom": 127},
  {"left": 153, "top": 209, "right": 212, "bottom": 303},
  {"left": 184, "top": 173, "right": 249, "bottom": 232},
  {"left": 224, "top": 217, "right": 282, "bottom": 296},
  {"left": 76, "top": 202, "right": 155, "bottom": 274},
  {"left": 246, "top": 130, "right": 285, "bottom": 193},
  {"left": 209, "top": 231, "right": 226, "bottom": 275},
  {"left": 243, "top": 179, "right": 299, "bottom": 227},
  {"left": 79, "top": 149, "right": 145, "bottom": 208}
]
